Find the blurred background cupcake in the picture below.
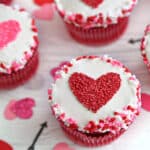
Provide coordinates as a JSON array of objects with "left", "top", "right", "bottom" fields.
[
  {"left": 0, "top": 4, "right": 39, "bottom": 89},
  {"left": 54, "top": 0, "right": 138, "bottom": 45}
]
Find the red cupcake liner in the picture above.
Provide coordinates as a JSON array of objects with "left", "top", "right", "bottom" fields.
[
  {"left": 60, "top": 122, "right": 125, "bottom": 147},
  {"left": 0, "top": 50, "right": 39, "bottom": 89},
  {"left": 65, "top": 17, "right": 129, "bottom": 45}
]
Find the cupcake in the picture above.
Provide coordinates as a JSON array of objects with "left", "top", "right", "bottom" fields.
[
  {"left": 0, "top": 4, "right": 39, "bottom": 89},
  {"left": 49, "top": 55, "right": 141, "bottom": 146},
  {"left": 54, "top": 0, "right": 138, "bottom": 45},
  {"left": 0, "top": 0, "right": 12, "bottom": 5},
  {"left": 140, "top": 25, "right": 150, "bottom": 72}
]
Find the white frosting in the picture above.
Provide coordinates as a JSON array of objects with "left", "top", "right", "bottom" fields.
[
  {"left": 0, "top": 5, "right": 37, "bottom": 73},
  {"left": 55, "top": 0, "right": 136, "bottom": 21},
  {"left": 52, "top": 57, "right": 139, "bottom": 130},
  {"left": 144, "top": 32, "right": 150, "bottom": 62}
]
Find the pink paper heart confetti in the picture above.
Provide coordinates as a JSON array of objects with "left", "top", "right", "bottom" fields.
[
  {"left": 4, "top": 98, "right": 35, "bottom": 120},
  {"left": 53, "top": 143, "right": 75, "bottom": 150},
  {"left": 32, "top": 4, "right": 54, "bottom": 20},
  {"left": 4, "top": 100, "right": 17, "bottom": 120},
  {"left": 141, "top": 93, "right": 150, "bottom": 111}
]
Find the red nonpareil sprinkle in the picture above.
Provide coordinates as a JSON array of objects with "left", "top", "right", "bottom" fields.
[
  {"left": 82, "top": 0, "right": 104, "bottom": 8},
  {"left": 75, "top": 14, "right": 83, "bottom": 24},
  {"left": 69, "top": 72, "right": 121, "bottom": 113},
  {"left": 84, "top": 121, "right": 98, "bottom": 132}
]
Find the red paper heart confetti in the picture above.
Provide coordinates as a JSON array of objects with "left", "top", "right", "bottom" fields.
[
  {"left": 0, "top": 20, "right": 21, "bottom": 50},
  {"left": 69, "top": 72, "right": 121, "bottom": 113},
  {"left": 82, "top": 0, "right": 104, "bottom": 8},
  {"left": 53, "top": 142, "right": 74, "bottom": 150},
  {"left": 0, "top": 0, "right": 12, "bottom": 5},
  {"left": 34, "top": 0, "right": 54, "bottom": 6},
  {"left": 0, "top": 140, "right": 13, "bottom": 150},
  {"left": 141, "top": 93, "right": 150, "bottom": 112}
]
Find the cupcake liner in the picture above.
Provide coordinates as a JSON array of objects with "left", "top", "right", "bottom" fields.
[
  {"left": 60, "top": 122, "right": 125, "bottom": 147},
  {"left": 0, "top": 50, "right": 39, "bottom": 89},
  {"left": 65, "top": 17, "right": 128, "bottom": 45}
]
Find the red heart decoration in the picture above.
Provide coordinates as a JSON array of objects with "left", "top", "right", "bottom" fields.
[
  {"left": 34, "top": 0, "right": 54, "bottom": 6},
  {"left": 0, "top": 20, "right": 21, "bottom": 50},
  {"left": 0, "top": 140, "right": 13, "bottom": 150},
  {"left": 69, "top": 72, "right": 121, "bottom": 113},
  {"left": 82, "top": 0, "right": 104, "bottom": 8}
]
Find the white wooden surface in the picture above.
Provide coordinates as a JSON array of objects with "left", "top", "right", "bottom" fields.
[{"left": 0, "top": 0, "right": 150, "bottom": 150}]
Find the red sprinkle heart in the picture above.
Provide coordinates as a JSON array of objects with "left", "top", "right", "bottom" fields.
[
  {"left": 0, "top": 20, "right": 21, "bottom": 50},
  {"left": 69, "top": 72, "right": 121, "bottom": 113},
  {"left": 82, "top": 0, "right": 104, "bottom": 8},
  {"left": 0, "top": 140, "right": 13, "bottom": 150}
]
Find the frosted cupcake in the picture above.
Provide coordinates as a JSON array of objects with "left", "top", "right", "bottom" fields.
[
  {"left": 0, "top": 0, "right": 12, "bottom": 5},
  {"left": 49, "top": 55, "right": 141, "bottom": 146},
  {"left": 140, "top": 25, "right": 150, "bottom": 72},
  {"left": 0, "top": 5, "right": 39, "bottom": 89},
  {"left": 54, "top": 0, "right": 138, "bottom": 45}
]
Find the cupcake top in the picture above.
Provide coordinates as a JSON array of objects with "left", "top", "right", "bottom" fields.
[
  {"left": 49, "top": 55, "right": 141, "bottom": 134},
  {"left": 0, "top": 4, "right": 38, "bottom": 74},
  {"left": 55, "top": 0, "right": 138, "bottom": 28},
  {"left": 141, "top": 25, "right": 150, "bottom": 68}
]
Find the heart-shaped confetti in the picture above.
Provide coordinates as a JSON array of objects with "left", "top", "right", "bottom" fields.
[
  {"left": 82, "top": 0, "right": 104, "bottom": 8},
  {"left": 0, "top": 140, "right": 13, "bottom": 150},
  {"left": 69, "top": 72, "right": 121, "bottom": 113},
  {"left": 32, "top": 4, "right": 54, "bottom": 20},
  {"left": 4, "top": 100, "right": 17, "bottom": 120},
  {"left": 0, "top": 20, "right": 21, "bottom": 49},
  {"left": 141, "top": 93, "right": 150, "bottom": 111},
  {"left": 34, "top": 0, "right": 54, "bottom": 6},
  {"left": 53, "top": 143, "right": 74, "bottom": 150},
  {"left": 4, "top": 98, "right": 35, "bottom": 120}
]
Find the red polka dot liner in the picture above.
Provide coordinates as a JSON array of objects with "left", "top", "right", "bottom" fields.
[
  {"left": 140, "top": 25, "right": 150, "bottom": 72},
  {"left": 49, "top": 55, "right": 141, "bottom": 147}
]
